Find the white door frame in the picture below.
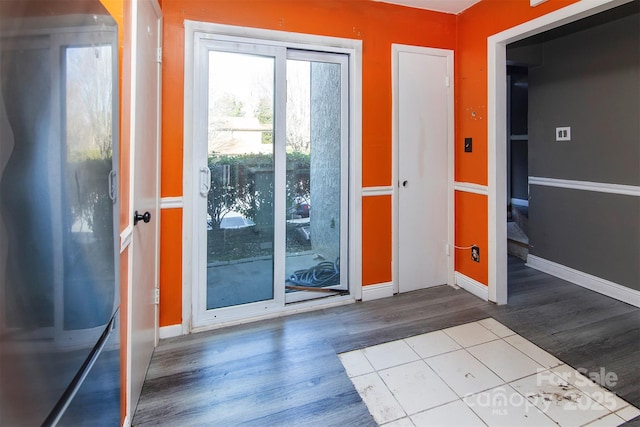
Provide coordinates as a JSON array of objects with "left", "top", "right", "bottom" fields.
[
  {"left": 487, "top": 0, "right": 631, "bottom": 304},
  {"left": 392, "top": 44, "right": 455, "bottom": 294},
  {"left": 183, "top": 21, "right": 363, "bottom": 332},
  {"left": 283, "top": 49, "right": 351, "bottom": 305}
]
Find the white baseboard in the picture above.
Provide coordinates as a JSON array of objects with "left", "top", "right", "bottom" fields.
[
  {"left": 455, "top": 272, "right": 489, "bottom": 301},
  {"left": 361, "top": 282, "right": 394, "bottom": 301},
  {"left": 527, "top": 255, "right": 640, "bottom": 308},
  {"left": 159, "top": 324, "right": 184, "bottom": 339}
]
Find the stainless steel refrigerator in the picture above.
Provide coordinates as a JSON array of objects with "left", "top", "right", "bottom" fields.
[{"left": 0, "top": 1, "right": 120, "bottom": 424}]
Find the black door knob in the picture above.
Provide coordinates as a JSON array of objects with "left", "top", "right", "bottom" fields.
[
  {"left": 402, "top": 180, "right": 408, "bottom": 187},
  {"left": 134, "top": 210, "right": 151, "bottom": 226}
]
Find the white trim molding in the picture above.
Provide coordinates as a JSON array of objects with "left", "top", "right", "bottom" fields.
[
  {"left": 454, "top": 181, "right": 489, "bottom": 196},
  {"left": 486, "top": 0, "right": 632, "bottom": 306},
  {"left": 527, "top": 255, "right": 640, "bottom": 308},
  {"left": 455, "top": 272, "right": 489, "bottom": 301},
  {"left": 530, "top": 0, "right": 549, "bottom": 7},
  {"left": 361, "top": 282, "right": 395, "bottom": 301},
  {"left": 362, "top": 186, "right": 394, "bottom": 197},
  {"left": 158, "top": 324, "right": 185, "bottom": 339},
  {"left": 160, "top": 196, "right": 184, "bottom": 209},
  {"left": 120, "top": 224, "right": 134, "bottom": 253},
  {"left": 529, "top": 177, "right": 640, "bottom": 197}
]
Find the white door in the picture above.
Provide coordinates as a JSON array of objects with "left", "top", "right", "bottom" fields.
[
  {"left": 395, "top": 46, "right": 452, "bottom": 293},
  {"left": 129, "top": 0, "right": 161, "bottom": 416}
]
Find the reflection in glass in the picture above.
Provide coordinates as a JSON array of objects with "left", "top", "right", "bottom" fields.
[
  {"left": 285, "top": 60, "right": 343, "bottom": 296},
  {"left": 206, "top": 51, "right": 275, "bottom": 309},
  {"left": 64, "top": 45, "right": 115, "bottom": 330},
  {"left": 1, "top": 46, "right": 55, "bottom": 329}
]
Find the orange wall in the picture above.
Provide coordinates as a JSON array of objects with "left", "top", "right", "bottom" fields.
[
  {"left": 453, "top": 0, "right": 579, "bottom": 283},
  {"left": 158, "top": 0, "right": 456, "bottom": 326},
  {"left": 362, "top": 196, "right": 393, "bottom": 286},
  {"left": 454, "top": 191, "right": 488, "bottom": 283},
  {"left": 159, "top": 208, "right": 182, "bottom": 326}
]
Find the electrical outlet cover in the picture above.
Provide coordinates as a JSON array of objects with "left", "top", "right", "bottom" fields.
[
  {"left": 556, "top": 126, "right": 571, "bottom": 141},
  {"left": 471, "top": 246, "right": 480, "bottom": 262}
]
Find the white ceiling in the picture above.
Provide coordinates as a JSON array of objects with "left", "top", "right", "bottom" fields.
[{"left": 375, "top": 0, "right": 482, "bottom": 14}]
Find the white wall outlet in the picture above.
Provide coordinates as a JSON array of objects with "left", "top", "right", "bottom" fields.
[{"left": 556, "top": 126, "right": 571, "bottom": 141}]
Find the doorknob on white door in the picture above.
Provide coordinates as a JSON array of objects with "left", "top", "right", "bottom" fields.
[
  {"left": 402, "top": 180, "right": 408, "bottom": 188},
  {"left": 134, "top": 210, "right": 151, "bottom": 226}
]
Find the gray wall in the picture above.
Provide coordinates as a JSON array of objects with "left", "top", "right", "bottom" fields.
[
  {"left": 529, "top": 186, "right": 640, "bottom": 290},
  {"left": 527, "top": 10, "right": 640, "bottom": 290}
]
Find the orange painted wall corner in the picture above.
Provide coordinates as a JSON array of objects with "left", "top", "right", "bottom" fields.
[
  {"left": 362, "top": 195, "right": 392, "bottom": 286},
  {"left": 453, "top": 0, "right": 581, "bottom": 284},
  {"left": 159, "top": 208, "right": 183, "bottom": 327}
]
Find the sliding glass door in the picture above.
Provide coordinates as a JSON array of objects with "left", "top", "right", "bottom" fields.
[
  {"left": 193, "top": 35, "right": 348, "bottom": 325},
  {"left": 205, "top": 49, "right": 277, "bottom": 310}
]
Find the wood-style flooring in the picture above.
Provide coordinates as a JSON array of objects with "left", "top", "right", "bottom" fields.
[{"left": 133, "top": 257, "right": 640, "bottom": 426}]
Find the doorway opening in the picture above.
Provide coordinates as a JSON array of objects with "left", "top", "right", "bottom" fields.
[
  {"left": 204, "top": 49, "right": 348, "bottom": 311},
  {"left": 488, "top": 0, "right": 636, "bottom": 304},
  {"left": 184, "top": 23, "right": 362, "bottom": 329}
]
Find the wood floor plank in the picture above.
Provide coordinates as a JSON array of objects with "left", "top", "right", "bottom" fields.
[
  {"left": 133, "top": 257, "right": 640, "bottom": 424},
  {"left": 331, "top": 305, "right": 491, "bottom": 354}
]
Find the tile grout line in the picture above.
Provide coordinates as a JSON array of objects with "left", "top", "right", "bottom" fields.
[
  {"left": 466, "top": 323, "right": 633, "bottom": 425},
  {"left": 436, "top": 321, "right": 559, "bottom": 426},
  {"left": 438, "top": 319, "right": 632, "bottom": 423},
  {"left": 341, "top": 318, "right": 639, "bottom": 427}
]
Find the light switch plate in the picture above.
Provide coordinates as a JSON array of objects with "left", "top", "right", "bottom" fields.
[{"left": 464, "top": 137, "right": 472, "bottom": 152}]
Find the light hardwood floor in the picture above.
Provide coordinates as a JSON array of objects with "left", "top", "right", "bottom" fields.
[{"left": 133, "top": 258, "right": 639, "bottom": 426}]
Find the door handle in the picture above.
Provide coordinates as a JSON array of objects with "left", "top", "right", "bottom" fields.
[
  {"left": 402, "top": 180, "right": 408, "bottom": 188},
  {"left": 200, "top": 166, "right": 211, "bottom": 196},
  {"left": 134, "top": 210, "right": 151, "bottom": 226},
  {"left": 108, "top": 170, "right": 117, "bottom": 201}
]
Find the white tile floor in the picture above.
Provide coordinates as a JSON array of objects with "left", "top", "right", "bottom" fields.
[{"left": 339, "top": 318, "right": 640, "bottom": 427}]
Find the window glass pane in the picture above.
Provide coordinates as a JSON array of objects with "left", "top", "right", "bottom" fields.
[
  {"left": 285, "top": 60, "right": 343, "bottom": 294},
  {"left": 206, "top": 51, "right": 275, "bottom": 309}
]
